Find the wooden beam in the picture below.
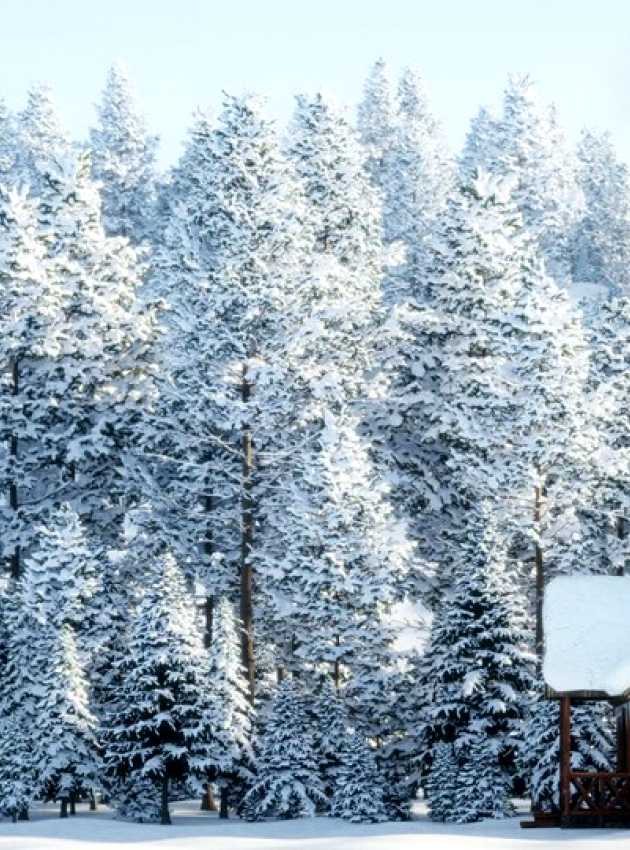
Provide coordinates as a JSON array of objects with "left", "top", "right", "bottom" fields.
[{"left": 560, "top": 696, "right": 571, "bottom": 826}]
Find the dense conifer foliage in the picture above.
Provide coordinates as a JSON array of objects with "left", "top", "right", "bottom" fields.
[{"left": 0, "top": 60, "right": 626, "bottom": 826}]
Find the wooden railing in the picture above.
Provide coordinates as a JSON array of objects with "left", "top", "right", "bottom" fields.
[{"left": 568, "top": 772, "right": 630, "bottom": 822}]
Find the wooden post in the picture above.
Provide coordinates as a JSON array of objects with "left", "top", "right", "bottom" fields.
[
  {"left": 240, "top": 363, "right": 255, "bottom": 703},
  {"left": 617, "top": 703, "right": 630, "bottom": 772},
  {"left": 559, "top": 696, "right": 571, "bottom": 826}
]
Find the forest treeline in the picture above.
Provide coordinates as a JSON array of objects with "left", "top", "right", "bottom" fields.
[{"left": 0, "top": 60, "right": 627, "bottom": 825}]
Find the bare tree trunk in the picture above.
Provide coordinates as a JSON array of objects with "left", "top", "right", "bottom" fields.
[
  {"left": 89, "top": 789, "right": 97, "bottom": 811},
  {"left": 60, "top": 798, "right": 68, "bottom": 819},
  {"left": 17, "top": 807, "right": 28, "bottom": 822},
  {"left": 219, "top": 785, "right": 229, "bottom": 819},
  {"left": 160, "top": 775, "right": 170, "bottom": 825},
  {"left": 200, "top": 493, "right": 217, "bottom": 811},
  {"left": 534, "top": 484, "right": 544, "bottom": 673},
  {"left": 69, "top": 792, "right": 76, "bottom": 816},
  {"left": 616, "top": 514, "right": 627, "bottom": 576},
  {"left": 333, "top": 635, "right": 341, "bottom": 693},
  {"left": 9, "top": 358, "right": 20, "bottom": 579},
  {"left": 240, "top": 364, "right": 255, "bottom": 703}
]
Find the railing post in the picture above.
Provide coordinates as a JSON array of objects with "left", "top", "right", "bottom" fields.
[{"left": 560, "top": 696, "right": 571, "bottom": 826}]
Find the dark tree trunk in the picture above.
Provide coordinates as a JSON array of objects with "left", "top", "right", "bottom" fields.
[
  {"left": 17, "top": 807, "right": 28, "bottom": 822},
  {"left": 204, "top": 595, "right": 214, "bottom": 648},
  {"left": 616, "top": 515, "right": 627, "bottom": 576},
  {"left": 219, "top": 785, "right": 229, "bottom": 819},
  {"left": 9, "top": 358, "right": 20, "bottom": 579},
  {"left": 333, "top": 635, "right": 341, "bottom": 692},
  {"left": 534, "top": 484, "right": 544, "bottom": 672},
  {"left": 89, "top": 789, "right": 97, "bottom": 811},
  {"left": 160, "top": 775, "right": 170, "bottom": 825},
  {"left": 60, "top": 798, "right": 68, "bottom": 818},
  {"left": 199, "top": 501, "right": 216, "bottom": 810},
  {"left": 240, "top": 364, "right": 255, "bottom": 703},
  {"left": 69, "top": 793, "right": 76, "bottom": 815}
]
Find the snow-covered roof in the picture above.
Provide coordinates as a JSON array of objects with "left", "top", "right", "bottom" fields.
[{"left": 543, "top": 575, "right": 630, "bottom": 699}]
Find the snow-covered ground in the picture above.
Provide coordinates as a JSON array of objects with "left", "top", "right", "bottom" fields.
[{"left": 1, "top": 800, "right": 629, "bottom": 850}]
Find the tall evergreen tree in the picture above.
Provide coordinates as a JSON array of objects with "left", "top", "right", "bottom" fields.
[
  {"left": 103, "top": 552, "right": 215, "bottom": 825},
  {"left": 145, "top": 94, "right": 309, "bottom": 698},
  {"left": 0, "top": 506, "right": 99, "bottom": 818},
  {"left": 386, "top": 67, "right": 452, "bottom": 256},
  {"left": 459, "top": 105, "right": 500, "bottom": 180},
  {"left": 357, "top": 58, "right": 396, "bottom": 209},
  {"left": 16, "top": 83, "right": 71, "bottom": 193},
  {"left": 206, "top": 597, "right": 254, "bottom": 815},
  {"left": 0, "top": 100, "right": 17, "bottom": 182},
  {"left": 421, "top": 512, "right": 535, "bottom": 822},
  {"left": 489, "top": 75, "right": 582, "bottom": 281},
  {"left": 90, "top": 62, "right": 158, "bottom": 241},
  {"left": 0, "top": 188, "right": 63, "bottom": 579},
  {"left": 571, "top": 129, "right": 630, "bottom": 305},
  {"left": 37, "top": 153, "right": 155, "bottom": 545},
  {"left": 259, "top": 94, "right": 415, "bottom": 739}
]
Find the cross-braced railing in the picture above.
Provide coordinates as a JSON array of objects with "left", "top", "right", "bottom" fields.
[{"left": 569, "top": 772, "right": 630, "bottom": 819}]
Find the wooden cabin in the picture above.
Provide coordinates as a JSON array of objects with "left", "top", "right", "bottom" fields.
[{"left": 540, "top": 575, "right": 630, "bottom": 827}]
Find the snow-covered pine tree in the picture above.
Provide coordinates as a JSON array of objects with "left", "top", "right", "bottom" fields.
[
  {"left": 90, "top": 62, "right": 158, "bottom": 241},
  {"left": 385, "top": 67, "right": 452, "bottom": 261},
  {"left": 306, "top": 676, "right": 350, "bottom": 804},
  {"left": 0, "top": 187, "right": 63, "bottom": 579},
  {"left": 330, "top": 732, "right": 388, "bottom": 823},
  {"left": 206, "top": 596, "right": 254, "bottom": 816},
  {"left": 103, "top": 552, "right": 214, "bottom": 825},
  {"left": 452, "top": 733, "right": 508, "bottom": 823},
  {"left": 242, "top": 679, "right": 326, "bottom": 820},
  {"left": 424, "top": 742, "right": 457, "bottom": 822},
  {"left": 357, "top": 58, "right": 396, "bottom": 213},
  {"left": 143, "top": 94, "right": 309, "bottom": 697},
  {"left": 420, "top": 510, "right": 534, "bottom": 822},
  {"left": 258, "top": 94, "right": 414, "bottom": 739},
  {"left": 0, "top": 100, "right": 17, "bottom": 182},
  {"left": 0, "top": 507, "right": 100, "bottom": 818},
  {"left": 36, "top": 152, "right": 155, "bottom": 547},
  {"left": 35, "top": 622, "right": 100, "bottom": 816},
  {"left": 490, "top": 75, "right": 582, "bottom": 282},
  {"left": 377, "top": 172, "right": 525, "bottom": 590},
  {"left": 571, "top": 129, "right": 630, "bottom": 308},
  {"left": 0, "top": 716, "right": 36, "bottom": 822},
  {"left": 16, "top": 83, "right": 71, "bottom": 193},
  {"left": 0, "top": 588, "right": 38, "bottom": 821},
  {"left": 588, "top": 295, "right": 630, "bottom": 573},
  {"left": 459, "top": 105, "right": 500, "bottom": 181},
  {"left": 24, "top": 503, "right": 99, "bottom": 629}
]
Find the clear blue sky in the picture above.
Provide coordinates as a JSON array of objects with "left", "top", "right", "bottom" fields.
[{"left": 1, "top": 0, "right": 628, "bottom": 168}]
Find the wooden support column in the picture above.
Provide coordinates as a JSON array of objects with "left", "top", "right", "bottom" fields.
[
  {"left": 559, "top": 696, "right": 572, "bottom": 826},
  {"left": 617, "top": 703, "right": 630, "bottom": 772}
]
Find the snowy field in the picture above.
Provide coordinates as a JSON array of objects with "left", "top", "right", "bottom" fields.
[{"left": 1, "top": 800, "right": 629, "bottom": 850}]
